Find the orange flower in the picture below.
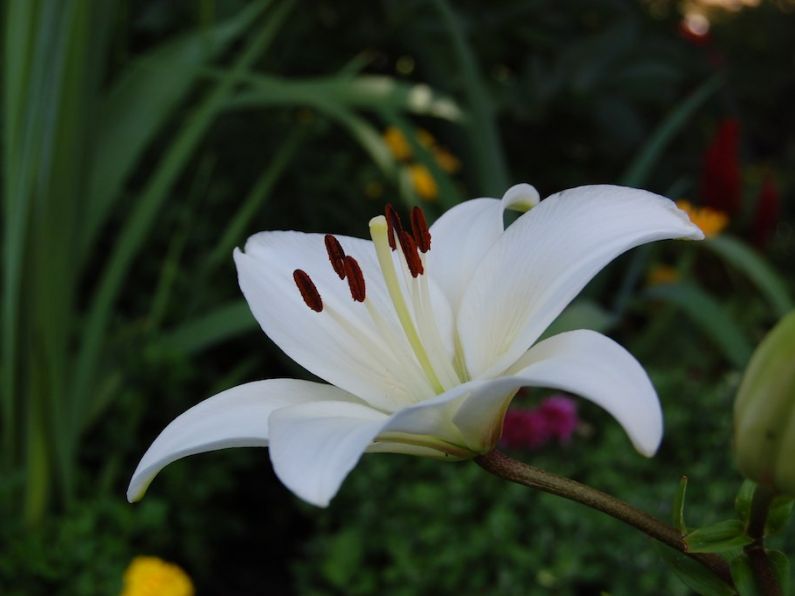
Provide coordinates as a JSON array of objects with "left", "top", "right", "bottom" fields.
[
  {"left": 408, "top": 164, "right": 438, "bottom": 201},
  {"left": 676, "top": 200, "right": 728, "bottom": 238},
  {"left": 647, "top": 264, "right": 680, "bottom": 286}
]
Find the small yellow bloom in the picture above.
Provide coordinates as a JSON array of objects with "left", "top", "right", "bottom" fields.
[
  {"left": 417, "top": 128, "right": 436, "bottom": 148},
  {"left": 408, "top": 164, "right": 438, "bottom": 201},
  {"left": 647, "top": 264, "right": 680, "bottom": 286},
  {"left": 432, "top": 147, "right": 461, "bottom": 173},
  {"left": 121, "top": 556, "right": 194, "bottom": 596},
  {"left": 675, "top": 200, "right": 729, "bottom": 238},
  {"left": 383, "top": 126, "right": 412, "bottom": 161}
]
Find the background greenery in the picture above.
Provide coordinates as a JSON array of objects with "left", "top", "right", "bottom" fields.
[{"left": 1, "top": 0, "right": 793, "bottom": 593}]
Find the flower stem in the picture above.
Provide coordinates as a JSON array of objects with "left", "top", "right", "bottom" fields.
[
  {"left": 744, "top": 485, "right": 781, "bottom": 596},
  {"left": 474, "top": 450, "right": 733, "bottom": 586}
]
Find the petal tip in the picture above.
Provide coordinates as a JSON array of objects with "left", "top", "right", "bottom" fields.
[{"left": 502, "top": 183, "right": 540, "bottom": 212}]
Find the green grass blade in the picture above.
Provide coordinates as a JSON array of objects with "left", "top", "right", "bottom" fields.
[
  {"left": 620, "top": 73, "right": 724, "bottom": 187},
  {"left": 205, "top": 124, "right": 306, "bottom": 272},
  {"left": 645, "top": 282, "right": 752, "bottom": 368},
  {"left": 69, "top": 0, "right": 291, "bottom": 448},
  {"left": 153, "top": 301, "right": 257, "bottom": 356},
  {"left": 81, "top": 1, "right": 266, "bottom": 266},
  {"left": 705, "top": 235, "right": 793, "bottom": 318},
  {"left": 431, "top": 0, "right": 508, "bottom": 195}
]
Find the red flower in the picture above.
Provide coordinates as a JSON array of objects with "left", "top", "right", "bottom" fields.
[
  {"left": 753, "top": 176, "right": 780, "bottom": 247},
  {"left": 701, "top": 119, "right": 742, "bottom": 214},
  {"left": 500, "top": 396, "right": 579, "bottom": 450}
]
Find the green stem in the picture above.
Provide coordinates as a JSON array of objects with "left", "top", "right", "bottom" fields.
[
  {"left": 474, "top": 450, "right": 733, "bottom": 587},
  {"left": 744, "top": 485, "right": 781, "bottom": 596}
]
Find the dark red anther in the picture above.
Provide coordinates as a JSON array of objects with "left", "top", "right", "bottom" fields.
[
  {"left": 398, "top": 230, "right": 424, "bottom": 277},
  {"left": 293, "top": 269, "right": 323, "bottom": 312},
  {"left": 410, "top": 206, "right": 431, "bottom": 253},
  {"left": 343, "top": 256, "right": 366, "bottom": 302},
  {"left": 385, "top": 203, "right": 403, "bottom": 251},
  {"left": 324, "top": 234, "right": 346, "bottom": 279}
]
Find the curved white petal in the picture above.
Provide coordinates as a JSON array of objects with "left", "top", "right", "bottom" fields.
[
  {"left": 508, "top": 330, "right": 662, "bottom": 456},
  {"left": 236, "top": 232, "right": 436, "bottom": 410},
  {"left": 502, "top": 183, "right": 540, "bottom": 212},
  {"left": 127, "top": 379, "right": 358, "bottom": 502},
  {"left": 268, "top": 400, "right": 389, "bottom": 507},
  {"left": 458, "top": 186, "right": 703, "bottom": 377},
  {"left": 427, "top": 198, "right": 504, "bottom": 310}
]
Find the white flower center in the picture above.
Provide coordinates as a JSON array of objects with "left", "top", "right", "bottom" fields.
[{"left": 293, "top": 205, "right": 467, "bottom": 406}]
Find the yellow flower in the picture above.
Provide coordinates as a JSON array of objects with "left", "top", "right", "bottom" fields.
[
  {"left": 675, "top": 200, "right": 729, "bottom": 238},
  {"left": 383, "top": 126, "right": 412, "bottom": 161},
  {"left": 121, "top": 556, "right": 194, "bottom": 596},
  {"left": 432, "top": 147, "right": 461, "bottom": 173},
  {"left": 647, "top": 264, "right": 680, "bottom": 286},
  {"left": 408, "top": 164, "right": 438, "bottom": 201}
]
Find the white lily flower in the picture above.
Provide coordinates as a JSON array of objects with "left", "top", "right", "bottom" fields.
[{"left": 128, "top": 184, "right": 703, "bottom": 507}]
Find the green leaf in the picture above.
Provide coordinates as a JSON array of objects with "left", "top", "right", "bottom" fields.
[
  {"left": 655, "top": 544, "right": 735, "bottom": 595},
  {"left": 735, "top": 480, "right": 757, "bottom": 525},
  {"left": 674, "top": 476, "right": 688, "bottom": 532},
  {"left": 705, "top": 235, "right": 793, "bottom": 318},
  {"left": 154, "top": 301, "right": 256, "bottom": 356},
  {"left": 542, "top": 300, "right": 615, "bottom": 340},
  {"left": 768, "top": 551, "right": 790, "bottom": 595},
  {"left": 430, "top": 0, "right": 508, "bottom": 195},
  {"left": 686, "top": 519, "right": 753, "bottom": 553},
  {"left": 620, "top": 73, "right": 724, "bottom": 187},
  {"left": 730, "top": 553, "right": 758, "bottom": 596},
  {"left": 645, "top": 282, "right": 752, "bottom": 369},
  {"left": 82, "top": 1, "right": 268, "bottom": 264},
  {"left": 766, "top": 496, "right": 794, "bottom": 536}
]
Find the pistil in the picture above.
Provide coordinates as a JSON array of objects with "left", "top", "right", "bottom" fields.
[{"left": 370, "top": 215, "right": 444, "bottom": 393}]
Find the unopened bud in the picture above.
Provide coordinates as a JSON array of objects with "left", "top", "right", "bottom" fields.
[{"left": 734, "top": 311, "right": 795, "bottom": 495}]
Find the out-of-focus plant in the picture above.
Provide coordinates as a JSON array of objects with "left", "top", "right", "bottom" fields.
[{"left": 0, "top": 0, "right": 464, "bottom": 526}]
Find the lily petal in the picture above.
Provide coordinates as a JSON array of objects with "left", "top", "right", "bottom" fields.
[
  {"left": 427, "top": 198, "right": 504, "bottom": 310},
  {"left": 458, "top": 185, "right": 703, "bottom": 377},
  {"left": 268, "top": 400, "right": 389, "bottom": 507},
  {"left": 236, "top": 232, "right": 436, "bottom": 410},
  {"left": 127, "top": 379, "right": 359, "bottom": 502},
  {"left": 512, "top": 330, "right": 662, "bottom": 455}
]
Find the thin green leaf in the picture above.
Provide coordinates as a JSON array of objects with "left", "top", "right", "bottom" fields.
[
  {"left": 70, "top": 0, "right": 292, "bottom": 447},
  {"left": 686, "top": 519, "right": 753, "bottom": 554},
  {"left": 655, "top": 543, "right": 736, "bottom": 596},
  {"left": 735, "top": 480, "right": 757, "bottom": 526},
  {"left": 206, "top": 125, "right": 307, "bottom": 272},
  {"left": 621, "top": 73, "right": 724, "bottom": 187},
  {"left": 768, "top": 551, "right": 790, "bottom": 595},
  {"left": 705, "top": 235, "right": 793, "bottom": 318},
  {"left": 766, "top": 496, "right": 794, "bottom": 536},
  {"left": 674, "top": 476, "right": 688, "bottom": 533},
  {"left": 82, "top": 1, "right": 267, "bottom": 264},
  {"left": 645, "top": 282, "right": 752, "bottom": 369},
  {"left": 154, "top": 301, "right": 256, "bottom": 356},
  {"left": 431, "top": 0, "right": 508, "bottom": 195},
  {"left": 730, "top": 553, "right": 759, "bottom": 596},
  {"left": 542, "top": 300, "right": 615, "bottom": 340}
]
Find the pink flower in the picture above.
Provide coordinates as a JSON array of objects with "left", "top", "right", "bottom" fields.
[{"left": 500, "top": 396, "right": 579, "bottom": 450}]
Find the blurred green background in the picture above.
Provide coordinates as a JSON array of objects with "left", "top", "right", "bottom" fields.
[{"left": 1, "top": 0, "right": 793, "bottom": 593}]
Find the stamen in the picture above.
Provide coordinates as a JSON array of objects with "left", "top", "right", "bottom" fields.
[
  {"left": 385, "top": 203, "right": 403, "bottom": 251},
  {"left": 410, "top": 206, "right": 431, "bottom": 253},
  {"left": 324, "top": 234, "right": 347, "bottom": 279},
  {"left": 398, "top": 231, "right": 424, "bottom": 277},
  {"left": 343, "top": 256, "right": 366, "bottom": 302},
  {"left": 293, "top": 269, "right": 323, "bottom": 312}
]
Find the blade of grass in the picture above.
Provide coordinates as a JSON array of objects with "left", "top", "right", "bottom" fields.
[
  {"left": 645, "top": 282, "right": 752, "bottom": 369},
  {"left": 620, "top": 73, "right": 724, "bottom": 187},
  {"left": 431, "top": 0, "right": 508, "bottom": 195},
  {"left": 205, "top": 123, "right": 307, "bottom": 273},
  {"left": 705, "top": 235, "right": 793, "bottom": 318},
  {"left": 81, "top": 2, "right": 266, "bottom": 266},
  {"left": 69, "top": 0, "right": 291, "bottom": 457},
  {"left": 153, "top": 300, "right": 257, "bottom": 356}
]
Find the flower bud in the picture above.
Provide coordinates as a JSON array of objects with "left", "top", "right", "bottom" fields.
[{"left": 734, "top": 311, "right": 795, "bottom": 495}]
